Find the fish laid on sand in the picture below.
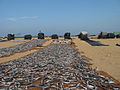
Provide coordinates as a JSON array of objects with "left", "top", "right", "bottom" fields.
[
  {"left": 0, "top": 39, "right": 48, "bottom": 57},
  {"left": 0, "top": 40, "right": 119, "bottom": 90}
]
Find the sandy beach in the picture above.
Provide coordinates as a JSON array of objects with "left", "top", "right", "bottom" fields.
[
  {"left": 73, "top": 37, "right": 120, "bottom": 81},
  {"left": 0, "top": 37, "right": 120, "bottom": 82}
]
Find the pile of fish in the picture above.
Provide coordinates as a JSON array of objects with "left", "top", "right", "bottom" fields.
[
  {"left": 0, "top": 41, "right": 120, "bottom": 89},
  {"left": 53, "top": 39, "right": 72, "bottom": 44},
  {"left": 0, "top": 39, "right": 48, "bottom": 57}
]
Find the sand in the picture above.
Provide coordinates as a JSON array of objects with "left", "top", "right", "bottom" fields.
[{"left": 73, "top": 37, "right": 120, "bottom": 81}]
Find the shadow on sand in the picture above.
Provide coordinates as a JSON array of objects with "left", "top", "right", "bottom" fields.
[
  {"left": 0, "top": 40, "right": 8, "bottom": 42},
  {"left": 116, "top": 44, "right": 120, "bottom": 47},
  {"left": 83, "top": 40, "right": 109, "bottom": 46}
]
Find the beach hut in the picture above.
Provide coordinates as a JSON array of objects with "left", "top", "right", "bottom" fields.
[
  {"left": 38, "top": 33, "right": 44, "bottom": 39},
  {"left": 24, "top": 34, "right": 32, "bottom": 40},
  {"left": 116, "top": 34, "right": 120, "bottom": 38},
  {"left": 64, "top": 32, "right": 71, "bottom": 39},
  {"left": 78, "top": 32, "right": 89, "bottom": 40},
  {"left": 7, "top": 34, "right": 15, "bottom": 40},
  {"left": 107, "top": 33, "right": 115, "bottom": 38},
  {"left": 51, "top": 34, "right": 58, "bottom": 39},
  {"left": 113, "top": 32, "right": 120, "bottom": 38},
  {"left": 98, "top": 32, "right": 108, "bottom": 39}
]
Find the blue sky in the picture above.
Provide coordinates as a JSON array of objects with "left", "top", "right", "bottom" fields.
[{"left": 0, "top": 0, "right": 120, "bottom": 36}]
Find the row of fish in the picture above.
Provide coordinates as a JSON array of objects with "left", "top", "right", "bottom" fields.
[
  {"left": 52, "top": 39, "right": 72, "bottom": 44},
  {"left": 0, "top": 40, "right": 120, "bottom": 89},
  {"left": 0, "top": 39, "right": 48, "bottom": 57}
]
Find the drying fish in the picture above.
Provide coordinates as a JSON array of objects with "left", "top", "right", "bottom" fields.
[
  {"left": 0, "top": 40, "right": 119, "bottom": 89},
  {"left": 0, "top": 39, "right": 48, "bottom": 57}
]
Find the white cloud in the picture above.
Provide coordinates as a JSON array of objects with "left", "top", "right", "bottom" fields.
[
  {"left": 20, "top": 16, "right": 39, "bottom": 19},
  {"left": 7, "top": 18, "right": 17, "bottom": 22},
  {"left": 7, "top": 16, "right": 39, "bottom": 22}
]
